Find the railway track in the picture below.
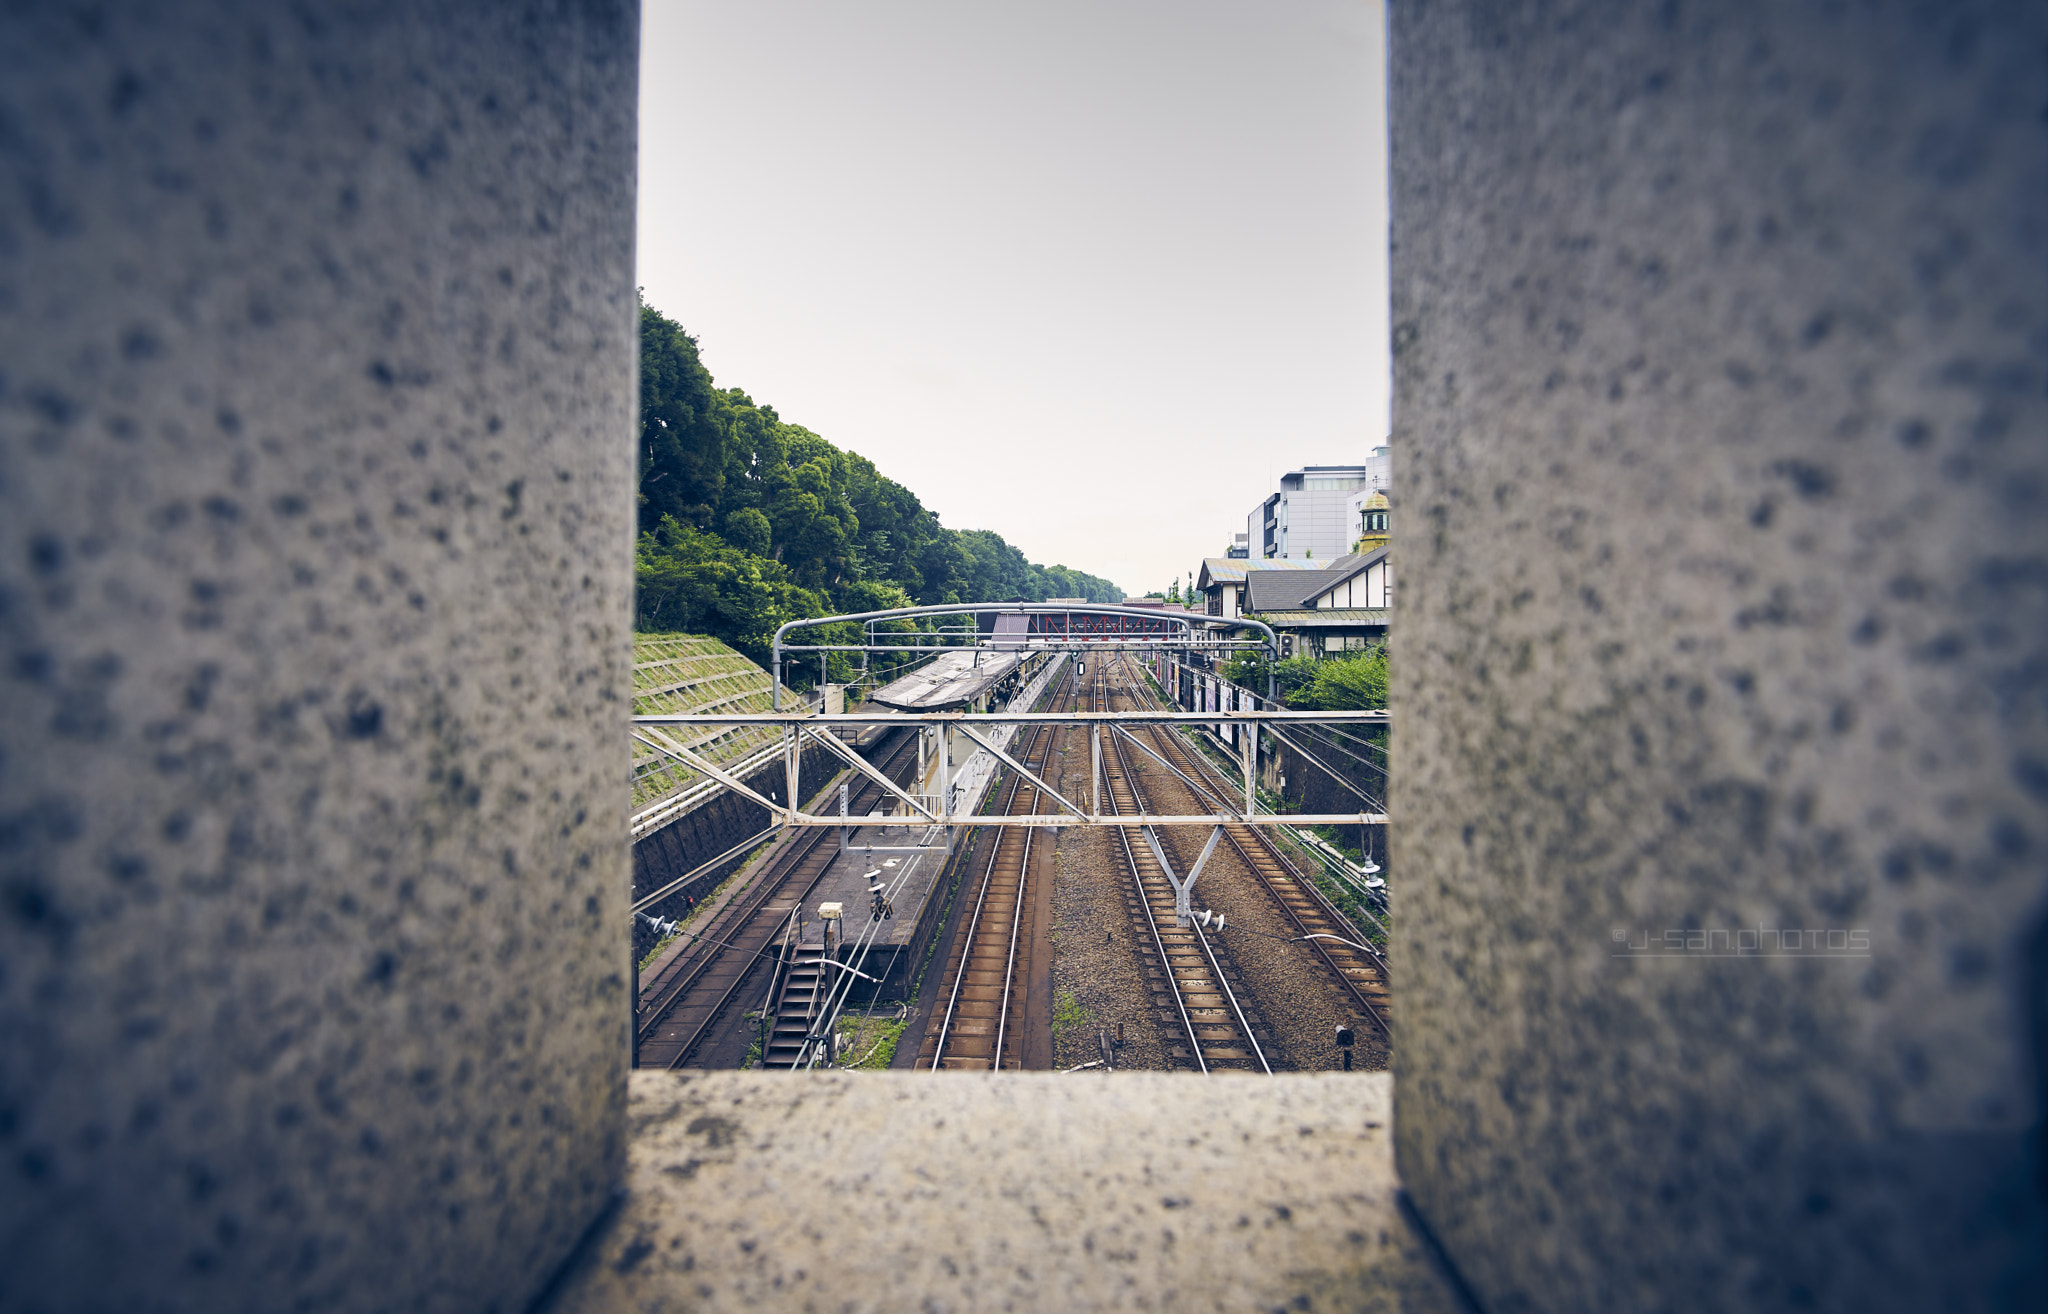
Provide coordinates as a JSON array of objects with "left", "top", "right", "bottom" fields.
[
  {"left": 1097, "top": 661, "right": 1272, "bottom": 1073},
  {"left": 916, "top": 660, "right": 1077, "bottom": 1071},
  {"left": 634, "top": 726, "right": 919, "bottom": 1068},
  {"left": 1107, "top": 656, "right": 1392, "bottom": 1041}
]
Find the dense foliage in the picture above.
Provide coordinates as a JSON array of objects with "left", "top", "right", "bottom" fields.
[
  {"left": 1223, "top": 646, "right": 1388, "bottom": 710},
  {"left": 635, "top": 297, "right": 1120, "bottom": 670}
]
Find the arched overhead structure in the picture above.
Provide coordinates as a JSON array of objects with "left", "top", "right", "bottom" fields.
[{"left": 769, "top": 602, "right": 1280, "bottom": 709}]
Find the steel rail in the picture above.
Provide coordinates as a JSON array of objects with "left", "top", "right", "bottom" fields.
[
  {"left": 928, "top": 662, "right": 1074, "bottom": 1071},
  {"left": 1101, "top": 658, "right": 1270, "bottom": 1075},
  {"left": 1117, "top": 664, "right": 1392, "bottom": 1041},
  {"left": 992, "top": 808, "right": 1034, "bottom": 1072},
  {"left": 648, "top": 811, "right": 1387, "bottom": 828},
  {"left": 928, "top": 786, "right": 1018, "bottom": 1070},
  {"left": 1095, "top": 667, "right": 1212, "bottom": 1072}
]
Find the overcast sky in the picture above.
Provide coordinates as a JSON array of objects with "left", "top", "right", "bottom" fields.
[{"left": 637, "top": 0, "right": 1389, "bottom": 598}]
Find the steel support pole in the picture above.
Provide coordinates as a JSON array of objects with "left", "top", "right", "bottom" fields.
[
  {"left": 1243, "top": 713, "right": 1257, "bottom": 816},
  {"left": 1142, "top": 824, "right": 1225, "bottom": 927},
  {"left": 916, "top": 726, "right": 928, "bottom": 816},
  {"left": 1090, "top": 727, "right": 1101, "bottom": 821},
  {"left": 784, "top": 726, "right": 798, "bottom": 826}
]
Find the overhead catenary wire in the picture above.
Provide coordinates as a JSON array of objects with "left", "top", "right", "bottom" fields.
[
  {"left": 634, "top": 910, "right": 881, "bottom": 985},
  {"left": 631, "top": 824, "right": 785, "bottom": 915},
  {"left": 1155, "top": 664, "right": 1392, "bottom": 892},
  {"left": 1183, "top": 660, "right": 1390, "bottom": 765},
  {"left": 1121, "top": 660, "right": 1392, "bottom": 956}
]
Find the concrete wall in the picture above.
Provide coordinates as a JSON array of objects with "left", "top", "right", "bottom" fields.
[
  {"left": 548, "top": 1070, "right": 1465, "bottom": 1312},
  {"left": 0, "top": 4, "right": 638, "bottom": 1311},
  {"left": 1389, "top": 2, "right": 2047, "bottom": 1311}
]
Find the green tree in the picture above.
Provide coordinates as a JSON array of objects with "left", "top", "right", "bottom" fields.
[
  {"left": 637, "top": 299, "right": 732, "bottom": 532},
  {"left": 634, "top": 517, "right": 826, "bottom": 664},
  {"left": 634, "top": 296, "right": 1125, "bottom": 651},
  {"left": 723, "top": 507, "right": 771, "bottom": 555},
  {"left": 1222, "top": 650, "right": 1320, "bottom": 705},
  {"left": 1297, "top": 647, "right": 1389, "bottom": 710}
]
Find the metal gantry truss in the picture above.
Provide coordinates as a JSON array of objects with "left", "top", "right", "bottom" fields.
[
  {"left": 628, "top": 708, "right": 1390, "bottom": 830},
  {"left": 637, "top": 605, "right": 1377, "bottom": 942}
]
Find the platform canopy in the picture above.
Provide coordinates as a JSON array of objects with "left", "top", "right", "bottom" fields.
[{"left": 869, "top": 649, "right": 1023, "bottom": 711}]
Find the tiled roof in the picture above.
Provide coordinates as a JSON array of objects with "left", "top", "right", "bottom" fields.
[
  {"left": 1245, "top": 568, "right": 1334, "bottom": 611},
  {"left": 1251, "top": 609, "right": 1392, "bottom": 628},
  {"left": 1243, "top": 547, "right": 1391, "bottom": 611},
  {"left": 1196, "top": 557, "right": 1327, "bottom": 589}
]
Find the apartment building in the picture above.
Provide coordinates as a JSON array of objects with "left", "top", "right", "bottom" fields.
[{"left": 1244, "top": 448, "right": 1390, "bottom": 560}]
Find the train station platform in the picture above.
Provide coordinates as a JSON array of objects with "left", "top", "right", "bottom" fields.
[{"left": 801, "top": 820, "right": 957, "bottom": 996}]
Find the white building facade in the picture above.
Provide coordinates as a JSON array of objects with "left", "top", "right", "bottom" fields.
[{"left": 1246, "top": 450, "right": 1390, "bottom": 560}]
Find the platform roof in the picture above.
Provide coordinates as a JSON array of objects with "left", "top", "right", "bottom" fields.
[{"left": 869, "top": 649, "right": 1023, "bottom": 711}]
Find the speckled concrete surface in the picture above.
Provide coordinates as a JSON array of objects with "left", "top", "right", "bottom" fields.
[
  {"left": 1388, "top": 2, "right": 2048, "bottom": 1311},
  {"left": 546, "top": 1070, "right": 1462, "bottom": 1314},
  {"left": 0, "top": 4, "right": 638, "bottom": 1310}
]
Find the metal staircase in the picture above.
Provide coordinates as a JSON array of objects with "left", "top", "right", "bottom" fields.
[{"left": 762, "top": 940, "right": 832, "bottom": 1069}]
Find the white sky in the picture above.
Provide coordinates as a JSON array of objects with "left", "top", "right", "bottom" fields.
[{"left": 637, "top": 0, "right": 1389, "bottom": 598}]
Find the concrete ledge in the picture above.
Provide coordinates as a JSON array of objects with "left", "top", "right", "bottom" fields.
[{"left": 545, "top": 1071, "right": 1462, "bottom": 1313}]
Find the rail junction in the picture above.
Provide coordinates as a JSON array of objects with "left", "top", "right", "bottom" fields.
[{"left": 629, "top": 603, "right": 1391, "bottom": 1075}]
